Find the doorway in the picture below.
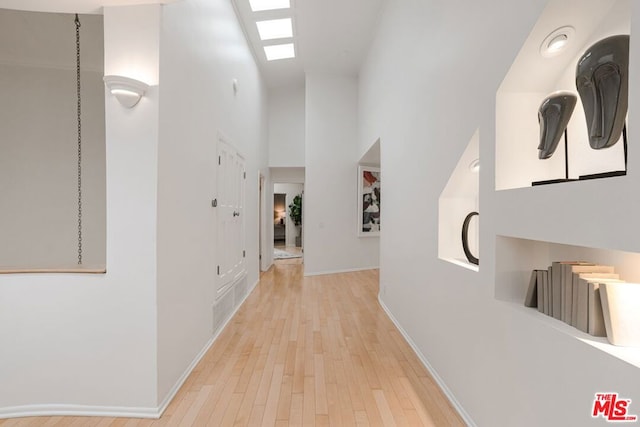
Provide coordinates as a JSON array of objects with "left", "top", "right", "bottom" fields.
[{"left": 273, "top": 183, "right": 303, "bottom": 264}]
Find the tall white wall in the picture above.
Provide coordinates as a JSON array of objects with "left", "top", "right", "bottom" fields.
[
  {"left": 156, "top": 0, "right": 268, "bottom": 404},
  {"left": 0, "top": 4, "right": 161, "bottom": 415},
  {"left": 360, "top": 0, "right": 640, "bottom": 426},
  {"left": 305, "top": 73, "right": 379, "bottom": 275},
  {"left": 268, "top": 85, "right": 305, "bottom": 167}
]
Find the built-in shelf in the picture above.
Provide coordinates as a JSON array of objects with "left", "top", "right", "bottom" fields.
[
  {"left": 438, "top": 130, "right": 479, "bottom": 270},
  {"left": 495, "top": 235, "right": 640, "bottom": 366},
  {"left": 441, "top": 257, "right": 479, "bottom": 272},
  {"left": 501, "top": 300, "right": 640, "bottom": 369},
  {"left": 495, "top": 0, "right": 630, "bottom": 190}
]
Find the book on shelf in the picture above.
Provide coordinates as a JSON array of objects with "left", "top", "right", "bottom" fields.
[
  {"left": 563, "top": 264, "right": 614, "bottom": 325},
  {"left": 588, "top": 279, "right": 624, "bottom": 337},
  {"left": 545, "top": 267, "right": 551, "bottom": 315},
  {"left": 536, "top": 270, "right": 545, "bottom": 313},
  {"left": 550, "top": 262, "right": 561, "bottom": 319},
  {"left": 524, "top": 270, "right": 537, "bottom": 308},
  {"left": 551, "top": 261, "right": 583, "bottom": 320},
  {"left": 573, "top": 273, "right": 620, "bottom": 333},
  {"left": 570, "top": 267, "right": 616, "bottom": 327}
]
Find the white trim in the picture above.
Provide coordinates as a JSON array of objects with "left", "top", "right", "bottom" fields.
[
  {"left": 247, "top": 278, "right": 259, "bottom": 295},
  {"left": 156, "top": 339, "right": 215, "bottom": 417},
  {"left": 0, "top": 404, "right": 158, "bottom": 420},
  {"left": 0, "top": 278, "right": 262, "bottom": 421},
  {"left": 304, "top": 266, "right": 379, "bottom": 277},
  {"left": 378, "top": 296, "right": 477, "bottom": 427}
]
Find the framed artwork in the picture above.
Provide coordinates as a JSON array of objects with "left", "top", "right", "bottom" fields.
[{"left": 357, "top": 165, "right": 381, "bottom": 237}]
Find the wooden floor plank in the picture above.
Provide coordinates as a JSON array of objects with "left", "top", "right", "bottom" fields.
[{"left": 1, "top": 264, "right": 464, "bottom": 427}]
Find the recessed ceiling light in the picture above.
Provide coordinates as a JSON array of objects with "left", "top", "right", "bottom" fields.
[
  {"left": 264, "top": 43, "right": 295, "bottom": 61},
  {"left": 249, "top": 0, "right": 290, "bottom": 12},
  {"left": 547, "top": 34, "right": 568, "bottom": 52},
  {"left": 256, "top": 18, "right": 293, "bottom": 41},
  {"left": 540, "top": 26, "right": 575, "bottom": 58}
]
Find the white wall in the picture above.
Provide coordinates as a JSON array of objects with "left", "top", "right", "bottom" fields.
[
  {"left": 0, "top": 5, "right": 161, "bottom": 415},
  {"left": 361, "top": 0, "right": 640, "bottom": 426},
  {"left": 305, "top": 73, "right": 379, "bottom": 275},
  {"left": 0, "top": 11, "right": 106, "bottom": 269},
  {"left": 271, "top": 166, "right": 305, "bottom": 183},
  {"left": 0, "top": 0, "right": 269, "bottom": 416},
  {"left": 156, "top": 0, "right": 268, "bottom": 405},
  {"left": 268, "top": 85, "right": 305, "bottom": 167},
  {"left": 274, "top": 183, "right": 303, "bottom": 247}
]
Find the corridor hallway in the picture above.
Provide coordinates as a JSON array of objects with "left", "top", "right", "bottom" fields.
[{"left": 1, "top": 264, "right": 465, "bottom": 426}]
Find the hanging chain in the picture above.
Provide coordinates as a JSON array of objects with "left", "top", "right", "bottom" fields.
[{"left": 75, "top": 14, "right": 83, "bottom": 265}]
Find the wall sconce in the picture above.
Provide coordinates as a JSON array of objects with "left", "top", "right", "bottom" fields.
[{"left": 103, "top": 75, "right": 149, "bottom": 108}]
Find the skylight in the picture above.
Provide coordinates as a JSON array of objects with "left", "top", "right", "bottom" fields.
[
  {"left": 256, "top": 18, "right": 293, "bottom": 41},
  {"left": 249, "top": 0, "right": 290, "bottom": 12},
  {"left": 264, "top": 43, "right": 295, "bottom": 61}
]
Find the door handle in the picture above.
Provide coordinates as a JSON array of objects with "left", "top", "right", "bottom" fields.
[{"left": 233, "top": 211, "right": 240, "bottom": 217}]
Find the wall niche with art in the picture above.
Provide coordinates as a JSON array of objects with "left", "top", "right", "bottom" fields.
[
  {"left": 438, "top": 130, "right": 479, "bottom": 271},
  {"left": 358, "top": 138, "right": 381, "bottom": 237},
  {"left": 495, "top": 0, "right": 630, "bottom": 190}
]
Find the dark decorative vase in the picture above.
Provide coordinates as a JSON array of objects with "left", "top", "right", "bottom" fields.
[
  {"left": 537, "top": 92, "right": 577, "bottom": 159},
  {"left": 576, "top": 35, "right": 629, "bottom": 150}
]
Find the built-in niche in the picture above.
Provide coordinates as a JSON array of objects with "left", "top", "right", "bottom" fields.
[
  {"left": 358, "top": 138, "right": 381, "bottom": 237},
  {"left": 495, "top": 235, "right": 640, "bottom": 367},
  {"left": 438, "top": 130, "right": 479, "bottom": 271},
  {"left": 495, "top": 0, "right": 630, "bottom": 190},
  {"left": 0, "top": 10, "right": 106, "bottom": 272}
]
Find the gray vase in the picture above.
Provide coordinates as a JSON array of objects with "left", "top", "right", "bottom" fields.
[
  {"left": 576, "top": 34, "right": 629, "bottom": 150},
  {"left": 537, "top": 92, "right": 577, "bottom": 159}
]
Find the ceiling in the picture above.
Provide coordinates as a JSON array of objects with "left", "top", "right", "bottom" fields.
[
  {"left": 232, "top": 0, "right": 386, "bottom": 88},
  {"left": 0, "top": 0, "right": 386, "bottom": 89},
  {"left": 0, "top": 0, "right": 178, "bottom": 14}
]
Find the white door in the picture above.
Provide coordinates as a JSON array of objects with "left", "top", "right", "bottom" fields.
[{"left": 216, "top": 137, "right": 246, "bottom": 298}]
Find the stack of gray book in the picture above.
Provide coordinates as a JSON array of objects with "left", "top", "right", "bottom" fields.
[{"left": 524, "top": 262, "right": 622, "bottom": 337}]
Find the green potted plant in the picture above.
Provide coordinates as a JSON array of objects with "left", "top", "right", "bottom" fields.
[{"left": 288, "top": 194, "right": 302, "bottom": 246}]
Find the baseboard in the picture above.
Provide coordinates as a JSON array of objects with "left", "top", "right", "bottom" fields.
[
  {"left": 157, "top": 277, "right": 259, "bottom": 416},
  {"left": 304, "top": 266, "right": 379, "bottom": 277},
  {"left": 1, "top": 278, "right": 262, "bottom": 421},
  {"left": 378, "top": 296, "right": 477, "bottom": 427},
  {"left": 0, "top": 404, "right": 158, "bottom": 420},
  {"left": 249, "top": 278, "right": 259, "bottom": 294}
]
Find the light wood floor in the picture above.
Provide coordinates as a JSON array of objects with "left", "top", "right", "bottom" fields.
[{"left": 0, "top": 264, "right": 465, "bottom": 426}]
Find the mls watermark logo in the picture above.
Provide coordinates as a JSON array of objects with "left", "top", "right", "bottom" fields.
[{"left": 592, "top": 393, "right": 637, "bottom": 422}]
